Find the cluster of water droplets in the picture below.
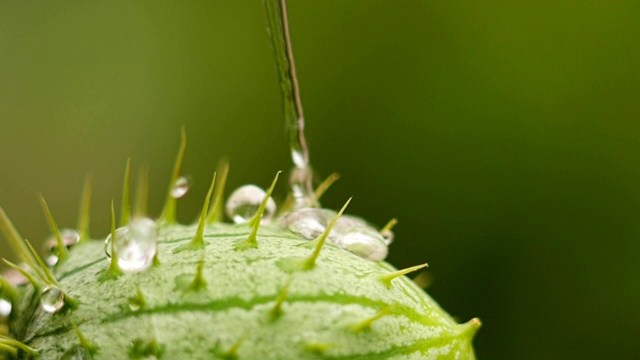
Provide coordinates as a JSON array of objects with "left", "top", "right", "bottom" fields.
[
  {"left": 45, "top": 229, "right": 81, "bottom": 267},
  {"left": 105, "top": 218, "right": 158, "bottom": 273},
  {"left": 279, "top": 207, "right": 392, "bottom": 261}
]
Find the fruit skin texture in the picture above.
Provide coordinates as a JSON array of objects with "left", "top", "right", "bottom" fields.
[{"left": 9, "top": 221, "right": 479, "bottom": 359}]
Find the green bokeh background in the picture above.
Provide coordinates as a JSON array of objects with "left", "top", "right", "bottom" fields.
[{"left": 1, "top": 1, "right": 639, "bottom": 358}]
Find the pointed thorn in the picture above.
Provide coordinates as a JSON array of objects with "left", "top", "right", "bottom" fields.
[
  {"left": 39, "top": 194, "right": 69, "bottom": 263},
  {"left": 134, "top": 166, "right": 150, "bottom": 219},
  {"left": 24, "top": 239, "right": 58, "bottom": 286},
  {"left": 77, "top": 175, "right": 93, "bottom": 243},
  {"left": 174, "top": 173, "right": 216, "bottom": 253},
  {"left": 70, "top": 320, "right": 99, "bottom": 354},
  {"left": 215, "top": 337, "right": 244, "bottom": 360},
  {"left": 128, "top": 286, "right": 147, "bottom": 311},
  {"left": 464, "top": 317, "right": 482, "bottom": 338},
  {"left": 301, "top": 197, "right": 352, "bottom": 270},
  {"left": 379, "top": 263, "right": 429, "bottom": 288},
  {"left": 0, "top": 343, "right": 17, "bottom": 358},
  {"left": 380, "top": 218, "right": 398, "bottom": 234},
  {"left": 0, "top": 335, "right": 38, "bottom": 357},
  {"left": 160, "top": 127, "right": 187, "bottom": 224},
  {"left": 108, "top": 200, "right": 122, "bottom": 277},
  {"left": 207, "top": 158, "right": 230, "bottom": 223},
  {"left": 314, "top": 172, "right": 340, "bottom": 200},
  {"left": 235, "top": 171, "right": 281, "bottom": 251},
  {"left": 2, "top": 259, "right": 42, "bottom": 291},
  {"left": 189, "top": 257, "right": 207, "bottom": 292},
  {"left": 120, "top": 158, "right": 132, "bottom": 227},
  {"left": 0, "top": 207, "right": 36, "bottom": 267},
  {"left": 350, "top": 305, "right": 394, "bottom": 332},
  {"left": 270, "top": 278, "right": 292, "bottom": 320}
]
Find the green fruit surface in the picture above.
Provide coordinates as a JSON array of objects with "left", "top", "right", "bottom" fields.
[{"left": 10, "top": 222, "right": 477, "bottom": 359}]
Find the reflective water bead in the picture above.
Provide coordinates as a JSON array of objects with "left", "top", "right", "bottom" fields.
[
  {"left": 0, "top": 298, "right": 11, "bottom": 317},
  {"left": 171, "top": 176, "right": 192, "bottom": 199},
  {"left": 327, "top": 214, "right": 370, "bottom": 244},
  {"left": 104, "top": 227, "right": 129, "bottom": 258},
  {"left": 336, "top": 227, "right": 388, "bottom": 261},
  {"left": 289, "top": 166, "right": 316, "bottom": 209},
  {"left": 225, "top": 185, "right": 276, "bottom": 224},
  {"left": 281, "top": 208, "right": 336, "bottom": 240},
  {"left": 41, "top": 287, "right": 65, "bottom": 313},
  {"left": 117, "top": 218, "right": 158, "bottom": 273},
  {"left": 45, "top": 229, "right": 81, "bottom": 267}
]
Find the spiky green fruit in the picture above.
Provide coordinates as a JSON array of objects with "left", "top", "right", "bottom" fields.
[
  {"left": 44, "top": 222, "right": 480, "bottom": 359},
  {"left": 3, "top": 219, "right": 478, "bottom": 360},
  {"left": 0, "top": 159, "right": 480, "bottom": 359}
]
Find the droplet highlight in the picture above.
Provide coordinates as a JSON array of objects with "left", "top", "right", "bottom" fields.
[
  {"left": 280, "top": 207, "right": 390, "bottom": 261},
  {"left": 170, "top": 176, "right": 192, "bottom": 199},
  {"left": 280, "top": 208, "right": 336, "bottom": 240},
  {"left": 225, "top": 185, "right": 276, "bottom": 224},
  {"left": 104, "top": 227, "right": 128, "bottom": 258},
  {"left": 336, "top": 227, "right": 388, "bottom": 261},
  {"left": 0, "top": 298, "right": 11, "bottom": 317},
  {"left": 105, "top": 218, "right": 158, "bottom": 273},
  {"left": 41, "top": 286, "right": 65, "bottom": 313},
  {"left": 45, "top": 229, "right": 81, "bottom": 267}
]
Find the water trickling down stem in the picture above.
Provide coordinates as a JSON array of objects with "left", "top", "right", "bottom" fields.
[{"left": 264, "top": 0, "right": 317, "bottom": 209}]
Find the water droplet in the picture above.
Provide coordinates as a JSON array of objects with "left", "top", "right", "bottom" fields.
[
  {"left": 128, "top": 300, "right": 142, "bottom": 312},
  {"left": 0, "top": 298, "right": 11, "bottom": 317},
  {"left": 45, "top": 229, "right": 81, "bottom": 266},
  {"left": 281, "top": 208, "right": 336, "bottom": 240},
  {"left": 104, "top": 227, "right": 129, "bottom": 258},
  {"left": 41, "top": 287, "right": 65, "bottom": 313},
  {"left": 336, "top": 227, "right": 388, "bottom": 261},
  {"left": 170, "top": 176, "right": 192, "bottom": 198},
  {"left": 225, "top": 185, "right": 276, "bottom": 224},
  {"left": 106, "top": 218, "right": 158, "bottom": 273},
  {"left": 289, "top": 167, "right": 317, "bottom": 209}
]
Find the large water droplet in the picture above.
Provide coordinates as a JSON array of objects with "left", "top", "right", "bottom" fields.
[
  {"left": 171, "top": 176, "right": 192, "bottom": 199},
  {"left": 225, "top": 185, "right": 276, "bottom": 224},
  {"left": 281, "top": 208, "right": 336, "bottom": 240},
  {"left": 45, "top": 229, "right": 81, "bottom": 267},
  {"left": 0, "top": 298, "right": 11, "bottom": 317},
  {"left": 336, "top": 227, "right": 388, "bottom": 261},
  {"left": 41, "top": 287, "right": 65, "bottom": 313},
  {"left": 106, "top": 218, "right": 158, "bottom": 273}
]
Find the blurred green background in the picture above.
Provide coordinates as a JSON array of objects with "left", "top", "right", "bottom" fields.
[{"left": 1, "top": 0, "right": 639, "bottom": 358}]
